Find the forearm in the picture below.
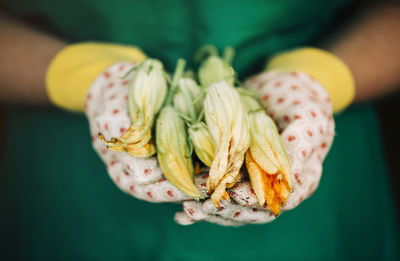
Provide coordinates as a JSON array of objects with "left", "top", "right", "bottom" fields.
[
  {"left": 326, "top": 2, "right": 400, "bottom": 102},
  {"left": 0, "top": 13, "right": 65, "bottom": 105}
]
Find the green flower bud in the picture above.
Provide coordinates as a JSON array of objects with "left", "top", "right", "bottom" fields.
[
  {"left": 173, "top": 78, "right": 202, "bottom": 119},
  {"left": 198, "top": 56, "right": 234, "bottom": 87},
  {"left": 156, "top": 106, "right": 202, "bottom": 199},
  {"left": 195, "top": 45, "right": 236, "bottom": 87},
  {"left": 238, "top": 89, "right": 263, "bottom": 112},
  {"left": 99, "top": 59, "right": 168, "bottom": 158},
  {"left": 128, "top": 59, "right": 168, "bottom": 127},
  {"left": 188, "top": 122, "right": 215, "bottom": 167}
]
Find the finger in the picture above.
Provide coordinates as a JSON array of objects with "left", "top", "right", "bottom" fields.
[
  {"left": 193, "top": 172, "right": 210, "bottom": 196},
  {"left": 175, "top": 209, "right": 244, "bottom": 226},
  {"left": 201, "top": 199, "right": 276, "bottom": 224},
  {"left": 280, "top": 111, "right": 334, "bottom": 206},
  {"left": 182, "top": 200, "right": 209, "bottom": 220},
  {"left": 204, "top": 215, "right": 245, "bottom": 226},
  {"left": 174, "top": 211, "right": 196, "bottom": 225},
  {"left": 98, "top": 159, "right": 207, "bottom": 203},
  {"left": 283, "top": 149, "right": 321, "bottom": 210},
  {"left": 228, "top": 181, "right": 258, "bottom": 207},
  {"left": 130, "top": 168, "right": 210, "bottom": 202},
  {"left": 130, "top": 178, "right": 192, "bottom": 202},
  {"left": 105, "top": 161, "right": 210, "bottom": 203},
  {"left": 282, "top": 114, "right": 334, "bottom": 210}
]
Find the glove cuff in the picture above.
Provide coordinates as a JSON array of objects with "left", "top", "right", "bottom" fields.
[
  {"left": 265, "top": 47, "right": 355, "bottom": 113},
  {"left": 46, "top": 42, "right": 146, "bottom": 112}
]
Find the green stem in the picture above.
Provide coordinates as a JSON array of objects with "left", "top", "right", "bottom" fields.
[
  {"left": 194, "top": 108, "right": 205, "bottom": 124},
  {"left": 222, "top": 47, "right": 235, "bottom": 65},
  {"left": 237, "top": 87, "right": 260, "bottom": 100},
  {"left": 192, "top": 88, "right": 207, "bottom": 108},
  {"left": 120, "top": 65, "right": 139, "bottom": 79},
  {"left": 176, "top": 112, "right": 192, "bottom": 123},
  {"left": 239, "top": 92, "right": 263, "bottom": 112},
  {"left": 222, "top": 67, "right": 236, "bottom": 82},
  {"left": 194, "top": 45, "right": 219, "bottom": 63},
  {"left": 164, "top": 58, "right": 186, "bottom": 106}
]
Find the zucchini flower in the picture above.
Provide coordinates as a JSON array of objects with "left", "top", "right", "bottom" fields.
[
  {"left": 188, "top": 122, "right": 215, "bottom": 168},
  {"left": 204, "top": 81, "right": 251, "bottom": 208},
  {"left": 172, "top": 69, "right": 214, "bottom": 169},
  {"left": 156, "top": 59, "right": 202, "bottom": 199},
  {"left": 173, "top": 78, "right": 202, "bottom": 118},
  {"left": 241, "top": 94, "right": 292, "bottom": 216},
  {"left": 156, "top": 106, "right": 202, "bottom": 199},
  {"left": 195, "top": 45, "right": 235, "bottom": 87},
  {"left": 99, "top": 59, "right": 168, "bottom": 158}
]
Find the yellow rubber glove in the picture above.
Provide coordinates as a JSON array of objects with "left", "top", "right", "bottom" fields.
[
  {"left": 46, "top": 42, "right": 147, "bottom": 112},
  {"left": 265, "top": 47, "right": 355, "bottom": 113}
]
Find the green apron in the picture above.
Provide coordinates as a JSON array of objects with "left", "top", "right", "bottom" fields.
[{"left": 1, "top": 0, "right": 399, "bottom": 260}]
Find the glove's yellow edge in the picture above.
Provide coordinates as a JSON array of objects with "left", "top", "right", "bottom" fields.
[
  {"left": 265, "top": 47, "right": 355, "bottom": 113},
  {"left": 46, "top": 42, "right": 147, "bottom": 112}
]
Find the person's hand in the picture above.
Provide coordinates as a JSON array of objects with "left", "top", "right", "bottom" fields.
[
  {"left": 174, "top": 70, "right": 335, "bottom": 225},
  {"left": 85, "top": 62, "right": 212, "bottom": 202},
  {"left": 49, "top": 43, "right": 202, "bottom": 202},
  {"left": 48, "top": 43, "right": 209, "bottom": 203}
]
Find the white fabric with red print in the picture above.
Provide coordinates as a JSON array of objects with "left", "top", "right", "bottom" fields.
[{"left": 85, "top": 62, "right": 335, "bottom": 226}]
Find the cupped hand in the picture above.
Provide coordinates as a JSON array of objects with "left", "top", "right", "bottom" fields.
[
  {"left": 175, "top": 71, "right": 335, "bottom": 226},
  {"left": 85, "top": 62, "right": 210, "bottom": 203}
]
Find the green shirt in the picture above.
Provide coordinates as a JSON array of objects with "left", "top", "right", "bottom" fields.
[{"left": 1, "top": 0, "right": 399, "bottom": 260}]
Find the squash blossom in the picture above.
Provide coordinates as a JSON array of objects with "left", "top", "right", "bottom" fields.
[
  {"left": 241, "top": 94, "right": 292, "bottom": 216},
  {"left": 204, "top": 81, "right": 250, "bottom": 208},
  {"left": 188, "top": 122, "right": 215, "bottom": 168},
  {"left": 195, "top": 45, "right": 235, "bottom": 87},
  {"left": 99, "top": 59, "right": 168, "bottom": 158},
  {"left": 154, "top": 59, "right": 202, "bottom": 199},
  {"left": 156, "top": 106, "right": 202, "bottom": 199},
  {"left": 172, "top": 70, "right": 214, "bottom": 170},
  {"left": 173, "top": 78, "right": 202, "bottom": 118}
]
